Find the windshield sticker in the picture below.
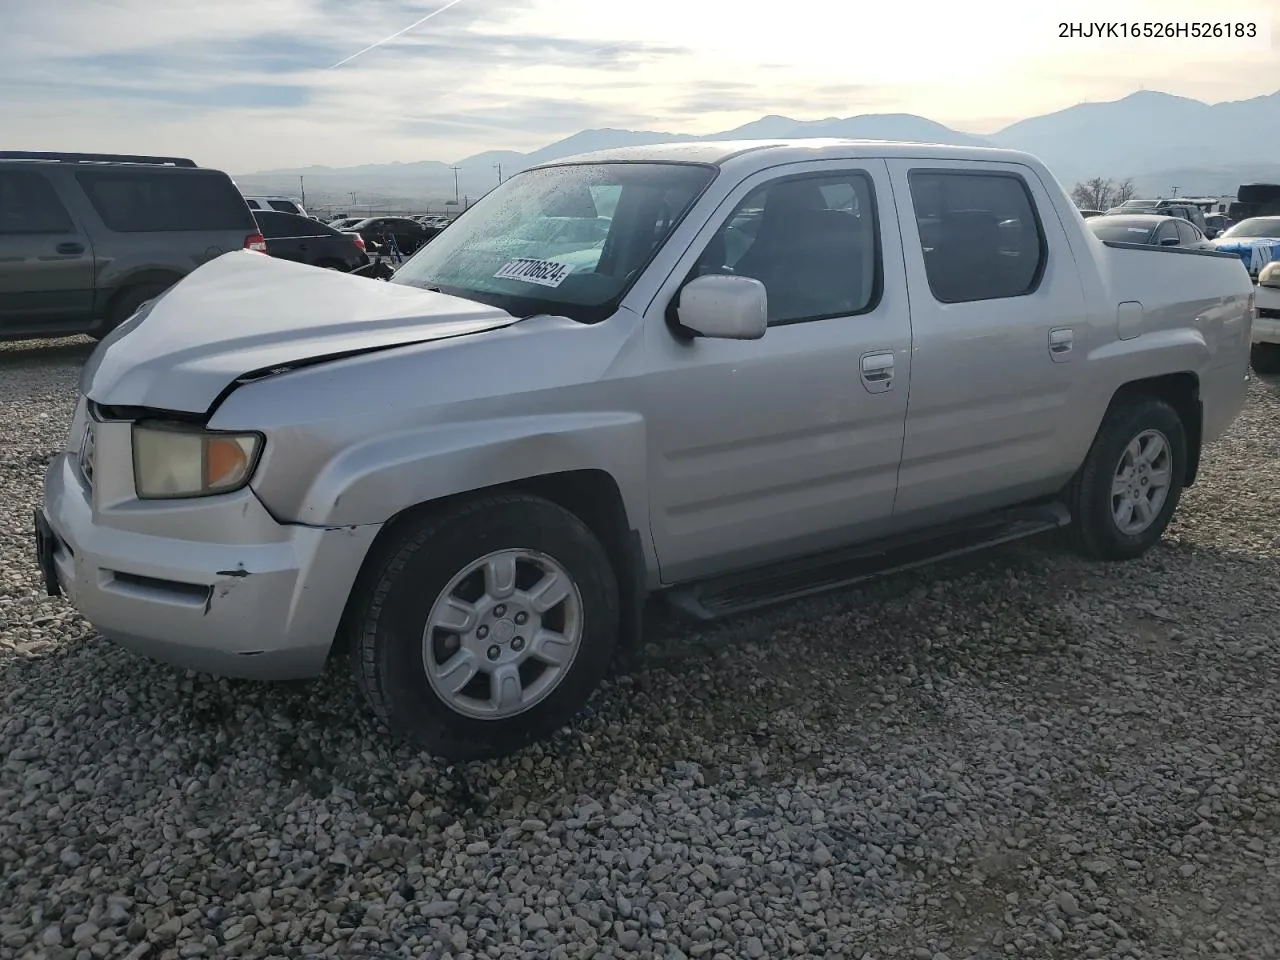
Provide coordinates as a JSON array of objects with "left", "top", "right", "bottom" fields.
[{"left": 494, "top": 257, "right": 573, "bottom": 288}]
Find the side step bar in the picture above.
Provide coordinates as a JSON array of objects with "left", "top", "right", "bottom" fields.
[{"left": 665, "top": 501, "right": 1071, "bottom": 621}]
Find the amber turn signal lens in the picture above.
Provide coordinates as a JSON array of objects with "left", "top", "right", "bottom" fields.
[{"left": 205, "top": 437, "right": 249, "bottom": 488}]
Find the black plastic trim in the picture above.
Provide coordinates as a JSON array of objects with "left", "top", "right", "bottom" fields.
[{"left": 1100, "top": 239, "right": 1242, "bottom": 259}]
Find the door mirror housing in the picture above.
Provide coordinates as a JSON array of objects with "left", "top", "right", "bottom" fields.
[
  {"left": 1204, "top": 228, "right": 1219, "bottom": 240},
  {"left": 1158, "top": 236, "right": 1180, "bottom": 247},
  {"left": 675, "top": 274, "right": 768, "bottom": 340}
]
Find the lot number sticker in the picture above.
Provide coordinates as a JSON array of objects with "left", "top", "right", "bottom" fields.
[{"left": 494, "top": 257, "right": 573, "bottom": 288}]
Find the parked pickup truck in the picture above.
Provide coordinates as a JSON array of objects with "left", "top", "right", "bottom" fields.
[{"left": 35, "top": 140, "right": 1254, "bottom": 760}]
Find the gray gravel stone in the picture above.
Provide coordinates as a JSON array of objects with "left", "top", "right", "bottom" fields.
[{"left": 1, "top": 338, "right": 1279, "bottom": 960}]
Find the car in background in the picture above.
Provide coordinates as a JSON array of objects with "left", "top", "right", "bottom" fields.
[
  {"left": 243, "top": 196, "right": 309, "bottom": 218},
  {"left": 252, "top": 211, "right": 369, "bottom": 272},
  {"left": 1086, "top": 214, "right": 1214, "bottom": 250},
  {"left": 1204, "top": 212, "right": 1232, "bottom": 237},
  {"left": 0, "top": 150, "right": 262, "bottom": 341},
  {"left": 1100, "top": 200, "right": 1208, "bottom": 232},
  {"left": 347, "top": 216, "right": 439, "bottom": 256},
  {"left": 1212, "top": 216, "right": 1280, "bottom": 280},
  {"left": 329, "top": 217, "right": 364, "bottom": 230},
  {"left": 1252, "top": 260, "right": 1280, "bottom": 374},
  {"left": 1153, "top": 202, "right": 1208, "bottom": 233},
  {"left": 1106, "top": 199, "right": 1160, "bottom": 214}
]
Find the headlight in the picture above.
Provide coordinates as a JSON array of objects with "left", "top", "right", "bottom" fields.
[
  {"left": 1259, "top": 261, "right": 1280, "bottom": 288},
  {"left": 131, "top": 422, "right": 264, "bottom": 499}
]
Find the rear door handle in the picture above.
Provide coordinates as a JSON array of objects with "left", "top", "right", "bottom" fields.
[
  {"left": 1049, "top": 327, "right": 1073, "bottom": 362},
  {"left": 860, "top": 351, "right": 895, "bottom": 393},
  {"left": 55, "top": 242, "right": 84, "bottom": 255}
]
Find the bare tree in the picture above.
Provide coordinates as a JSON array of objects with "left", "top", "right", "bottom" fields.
[
  {"left": 1071, "top": 176, "right": 1141, "bottom": 211},
  {"left": 1072, "top": 177, "right": 1115, "bottom": 211}
]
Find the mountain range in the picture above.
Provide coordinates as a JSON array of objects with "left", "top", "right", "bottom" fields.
[{"left": 234, "top": 89, "right": 1280, "bottom": 211}]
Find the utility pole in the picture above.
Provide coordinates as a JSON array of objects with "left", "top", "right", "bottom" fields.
[
  {"left": 493, "top": 162, "right": 503, "bottom": 185},
  {"left": 1171, "top": 185, "right": 1180, "bottom": 198},
  {"left": 299, "top": 176, "right": 306, "bottom": 207},
  {"left": 450, "top": 165, "right": 461, "bottom": 205}
]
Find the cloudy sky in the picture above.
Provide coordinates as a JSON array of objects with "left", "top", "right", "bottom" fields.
[{"left": 2, "top": 0, "right": 1276, "bottom": 173}]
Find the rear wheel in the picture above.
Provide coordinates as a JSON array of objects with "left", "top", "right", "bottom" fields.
[
  {"left": 1251, "top": 342, "right": 1280, "bottom": 375},
  {"left": 348, "top": 494, "right": 619, "bottom": 760},
  {"left": 93, "top": 281, "right": 172, "bottom": 341},
  {"left": 1068, "top": 396, "right": 1186, "bottom": 561}
]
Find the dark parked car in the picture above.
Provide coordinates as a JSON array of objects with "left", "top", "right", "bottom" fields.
[
  {"left": 348, "top": 216, "right": 439, "bottom": 256},
  {"left": 1204, "top": 212, "right": 1232, "bottom": 236},
  {"left": 1086, "top": 214, "right": 1214, "bottom": 250},
  {"left": 253, "top": 211, "right": 369, "bottom": 272},
  {"left": 0, "top": 151, "right": 262, "bottom": 340}
]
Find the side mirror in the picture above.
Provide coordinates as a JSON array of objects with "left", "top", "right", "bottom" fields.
[
  {"left": 675, "top": 274, "right": 767, "bottom": 340},
  {"left": 1259, "top": 261, "right": 1280, "bottom": 288},
  {"left": 1159, "top": 236, "right": 1180, "bottom": 247},
  {"left": 1205, "top": 228, "right": 1219, "bottom": 240}
]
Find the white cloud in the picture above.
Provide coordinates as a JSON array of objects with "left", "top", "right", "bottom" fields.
[{"left": 0, "top": 0, "right": 1276, "bottom": 170}]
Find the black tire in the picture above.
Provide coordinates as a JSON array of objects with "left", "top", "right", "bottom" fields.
[
  {"left": 348, "top": 493, "right": 620, "bottom": 761},
  {"left": 1067, "top": 396, "right": 1186, "bottom": 561},
  {"left": 93, "top": 281, "right": 173, "bottom": 341},
  {"left": 1251, "top": 343, "right": 1280, "bottom": 375}
]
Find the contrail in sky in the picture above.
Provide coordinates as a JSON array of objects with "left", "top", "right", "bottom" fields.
[{"left": 329, "top": 0, "right": 470, "bottom": 69}]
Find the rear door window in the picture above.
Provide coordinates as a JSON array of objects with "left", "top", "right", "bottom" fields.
[
  {"left": 1175, "top": 220, "right": 1201, "bottom": 245},
  {"left": 255, "top": 211, "right": 333, "bottom": 238},
  {"left": 76, "top": 169, "right": 253, "bottom": 233},
  {"left": 0, "top": 171, "right": 76, "bottom": 234},
  {"left": 908, "top": 171, "right": 1045, "bottom": 303}
]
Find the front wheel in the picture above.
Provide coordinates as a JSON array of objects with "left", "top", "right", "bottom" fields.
[
  {"left": 1067, "top": 396, "right": 1186, "bottom": 561},
  {"left": 348, "top": 494, "right": 619, "bottom": 760}
]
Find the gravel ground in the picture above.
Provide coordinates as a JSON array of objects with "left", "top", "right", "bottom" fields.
[{"left": 1, "top": 336, "right": 1278, "bottom": 960}]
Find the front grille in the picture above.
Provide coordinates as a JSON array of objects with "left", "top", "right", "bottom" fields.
[{"left": 77, "top": 421, "right": 96, "bottom": 487}]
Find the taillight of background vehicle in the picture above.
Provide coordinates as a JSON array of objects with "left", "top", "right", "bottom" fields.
[
  {"left": 351, "top": 235, "right": 365, "bottom": 252},
  {"left": 244, "top": 233, "right": 267, "bottom": 253}
]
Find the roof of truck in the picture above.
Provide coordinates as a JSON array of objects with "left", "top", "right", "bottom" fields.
[{"left": 535, "top": 139, "right": 1044, "bottom": 171}]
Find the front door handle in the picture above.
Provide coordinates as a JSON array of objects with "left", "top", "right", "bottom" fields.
[
  {"left": 55, "top": 242, "right": 84, "bottom": 255},
  {"left": 860, "top": 351, "right": 895, "bottom": 393},
  {"left": 1049, "top": 327, "right": 1073, "bottom": 362}
]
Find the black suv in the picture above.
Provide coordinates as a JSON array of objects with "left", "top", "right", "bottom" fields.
[{"left": 0, "top": 151, "right": 261, "bottom": 341}]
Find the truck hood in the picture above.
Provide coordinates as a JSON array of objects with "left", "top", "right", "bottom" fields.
[{"left": 82, "top": 250, "right": 521, "bottom": 414}]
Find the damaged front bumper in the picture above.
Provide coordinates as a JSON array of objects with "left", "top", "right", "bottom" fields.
[{"left": 38, "top": 451, "right": 380, "bottom": 680}]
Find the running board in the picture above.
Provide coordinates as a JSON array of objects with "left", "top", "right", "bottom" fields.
[{"left": 665, "top": 501, "right": 1071, "bottom": 621}]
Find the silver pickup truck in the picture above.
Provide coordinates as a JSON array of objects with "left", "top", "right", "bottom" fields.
[{"left": 35, "top": 140, "right": 1254, "bottom": 760}]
